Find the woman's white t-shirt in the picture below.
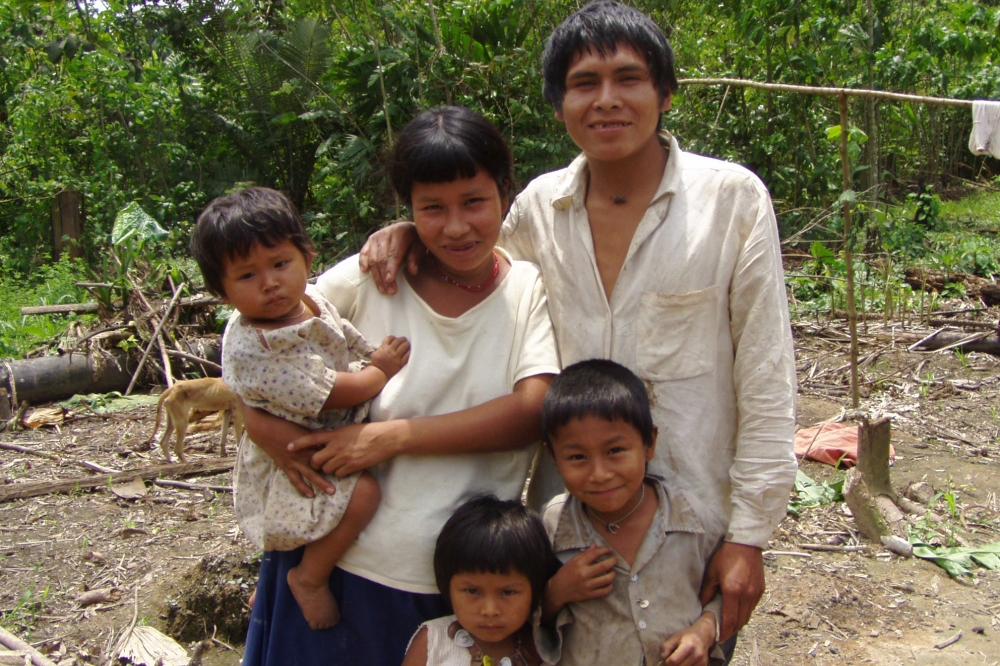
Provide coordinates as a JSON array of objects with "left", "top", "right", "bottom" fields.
[{"left": 315, "top": 253, "right": 560, "bottom": 594}]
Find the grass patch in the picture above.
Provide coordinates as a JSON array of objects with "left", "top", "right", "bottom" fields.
[
  {"left": 940, "top": 189, "right": 1000, "bottom": 230},
  {"left": 0, "top": 256, "right": 95, "bottom": 358}
]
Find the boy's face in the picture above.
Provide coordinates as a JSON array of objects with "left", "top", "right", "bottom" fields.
[
  {"left": 219, "top": 239, "right": 311, "bottom": 321},
  {"left": 549, "top": 415, "right": 656, "bottom": 518},
  {"left": 555, "top": 43, "right": 671, "bottom": 164}
]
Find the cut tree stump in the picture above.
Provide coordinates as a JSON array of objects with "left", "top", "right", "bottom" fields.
[
  {"left": 0, "top": 458, "right": 234, "bottom": 503},
  {"left": 843, "top": 417, "right": 908, "bottom": 541}
]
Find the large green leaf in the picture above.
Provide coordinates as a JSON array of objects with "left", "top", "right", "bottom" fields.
[
  {"left": 112, "top": 202, "right": 167, "bottom": 246},
  {"left": 912, "top": 541, "right": 1000, "bottom": 577}
]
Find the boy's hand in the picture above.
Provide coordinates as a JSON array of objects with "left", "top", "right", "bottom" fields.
[
  {"left": 370, "top": 335, "right": 410, "bottom": 379},
  {"left": 359, "top": 222, "right": 424, "bottom": 294},
  {"left": 546, "top": 545, "right": 616, "bottom": 612},
  {"left": 659, "top": 611, "right": 716, "bottom": 666}
]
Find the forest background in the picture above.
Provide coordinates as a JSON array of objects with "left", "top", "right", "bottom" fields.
[{"left": 1, "top": 0, "right": 999, "bottom": 358}]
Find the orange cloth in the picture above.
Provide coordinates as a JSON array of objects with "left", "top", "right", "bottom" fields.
[{"left": 794, "top": 422, "right": 895, "bottom": 467}]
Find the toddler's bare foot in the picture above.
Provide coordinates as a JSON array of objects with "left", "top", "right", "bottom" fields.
[{"left": 287, "top": 566, "right": 340, "bottom": 630}]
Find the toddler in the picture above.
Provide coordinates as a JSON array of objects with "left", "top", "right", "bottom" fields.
[
  {"left": 539, "top": 360, "right": 725, "bottom": 666},
  {"left": 402, "top": 496, "right": 560, "bottom": 666},
  {"left": 191, "top": 187, "right": 409, "bottom": 630}
]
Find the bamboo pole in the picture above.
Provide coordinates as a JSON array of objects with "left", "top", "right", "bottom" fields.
[
  {"left": 839, "top": 94, "right": 861, "bottom": 409},
  {"left": 678, "top": 78, "right": 974, "bottom": 108}
]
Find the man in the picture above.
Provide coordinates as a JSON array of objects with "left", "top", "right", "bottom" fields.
[{"left": 360, "top": 1, "right": 797, "bottom": 655}]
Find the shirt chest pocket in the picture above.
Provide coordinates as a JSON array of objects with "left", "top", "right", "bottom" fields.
[{"left": 635, "top": 286, "right": 719, "bottom": 381}]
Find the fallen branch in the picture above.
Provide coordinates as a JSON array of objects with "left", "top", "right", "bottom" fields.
[
  {"left": 165, "top": 349, "right": 222, "bottom": 372},
  {"left": 20, "top": 302, "right": 100, "bottom": 316},
  {"left": 153, "top": 479, "right": 232, "bottom": 493},
  {"left": 0, "top": 625, "right": 59, "bottom": 666},
  {"left": 0, "top": 458, "right": 234, "bottom": 503}
]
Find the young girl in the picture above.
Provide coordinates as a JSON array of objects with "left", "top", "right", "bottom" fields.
[
  {"left": 190, "top": 187, "right": 410, "bottom": 630},
  {"left": 402, "top": 496, "right": 560, "bottom": 666}
]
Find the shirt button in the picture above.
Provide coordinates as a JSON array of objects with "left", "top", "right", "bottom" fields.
[
  {"left": 638, "top": 599, "right": 650, "bottom": 609},
  {"left": 630, "top": 574, "right": 638, "bottom": 582},
  {"left": 638, "top": 620, "right": 647, "bottom": 630}
]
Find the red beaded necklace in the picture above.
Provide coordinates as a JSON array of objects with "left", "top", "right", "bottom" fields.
[{"left": 430, "top": 251, "right": 500, "bottom": 293}]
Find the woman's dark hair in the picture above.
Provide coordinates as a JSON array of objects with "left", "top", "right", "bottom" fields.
[
  {"left": 542, "top": 1, "right": 678, "bottom": 111},
  {"left": 390, "top": 106, "right": 514, "bottom": 206},
  {"left": 434, "top": 496, "right": 560, "bottom": 614},
  {"left": 542, "top": 359, "right": 655, "bottom": 446},
  {"left": 190, "top": 187, "right": 314, "bottom": 298}
]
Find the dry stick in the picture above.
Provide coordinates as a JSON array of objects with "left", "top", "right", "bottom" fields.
[
  {"left": 156, "top": 325, "right": 174, "bottom": 388},
  {"left": 0, "top": 441, "right": 59, "bottom": 460},
  {"left": 124, "top": 286, "right": 186, "bottom": 396},
  {"left": 154, "top": 479, "right": 232, "bottom": 493},
  {"left": 934, "top": 630, "right": 963, "bottom": 650},
  {"left": 0, "top": 625, "right": 59, "bottom": 666},
  {"left": 906, "top": 326, "right": 952, "bottom": 352},
  {"left": 799, "top": 544, "right": 868, "bottom": 552},
  {"left": 678, "top": 78, "right": 974, "bottom": 107}
]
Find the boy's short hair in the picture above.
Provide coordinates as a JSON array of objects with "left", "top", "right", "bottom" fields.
[
  {"left": 190, "top": 187, "right": 314, "bottom": 298},
  {"left": 434, "top": 495, "right": 560, "bottom": 613},
  {"left": 390, "top": 106, "right": 514, "bottom": 206},
  {"left": 542, "top": 359, "right": 655, "bottom": 446},
  {"left": 542, "top": 1, "right": 678, "bottom": 111}
]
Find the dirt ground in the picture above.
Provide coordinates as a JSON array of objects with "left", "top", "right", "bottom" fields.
[{"left": 2, "top": 313, "right": 1000, "bottom": 665}]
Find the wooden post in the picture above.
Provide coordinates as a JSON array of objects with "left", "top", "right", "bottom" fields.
[
  {"left": 51, "top": 190, "right": 83, "bottom": 260},
  {"left": 839, "top": 93, "right": 861, "bottom": 409}
]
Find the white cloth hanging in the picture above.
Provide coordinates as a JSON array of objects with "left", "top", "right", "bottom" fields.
[{"left": 969, "top": 100, "right": 1000, "bottom": 159}]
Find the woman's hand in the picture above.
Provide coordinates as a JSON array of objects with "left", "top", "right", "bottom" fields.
[
  {"left": 288, "top": 420, "right": 405, "bottom": 477},
  {"left": 358, "top": 222, "right": 424, "bottom": 294},
  {"left": 241, "top": 403, "right": 336, "bottom": 498}
]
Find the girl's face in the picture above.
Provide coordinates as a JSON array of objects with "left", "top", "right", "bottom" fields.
[
  {"left": 411, "top": 169, "right": 508, "bottom": 278},
  {"left": 449, "top": 569, "right": 533, "bottom": 646},
  {"left": 219, "top": 239, "right": 311, "bottom": 321}
]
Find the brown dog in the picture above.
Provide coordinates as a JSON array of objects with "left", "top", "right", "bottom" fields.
[{"left": 148, "top": 378, "right": 244, "bottom": 463}]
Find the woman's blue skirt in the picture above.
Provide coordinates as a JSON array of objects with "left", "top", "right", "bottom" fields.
[{"left": 243, "top": 548, "right": 447, "bottom": 666}]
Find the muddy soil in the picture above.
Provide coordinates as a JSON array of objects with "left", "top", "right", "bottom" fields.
[{"left": 2, "top": 317, "right": 1000, "bottom": 665}]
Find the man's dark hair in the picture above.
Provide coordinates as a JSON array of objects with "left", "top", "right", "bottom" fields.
[
  {"left": 542, "top": 1, "right": 678, "bottom": 111},
  {"left": 190, "top": 187, "right": 314, "bottom": 298},
  {"left": 434, "top": 495, "right": 560, "bottom": 614},
  {"left": 390, "top": 106, "right": 514, "bottom": 206},
  {"left": 542, "top": 359, "right": 655, "bottom": 446}
]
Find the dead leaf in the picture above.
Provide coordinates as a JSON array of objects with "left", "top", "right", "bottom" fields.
[
  {"left": 119, "top": 527, "right": 149, "bottom": 538},
  {"left": 24, "top": 406, "right": 65, "bottom": 428},
  {"left": 111, "top": 477, "right": 148, "bottom": 500}
]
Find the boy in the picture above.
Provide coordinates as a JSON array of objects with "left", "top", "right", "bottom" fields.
[
  {"left": 359, "top": 0, "right": 798, "bottom": 647},
  {"left": 539, "top": 359, "right": 724, "bottom": 666}
]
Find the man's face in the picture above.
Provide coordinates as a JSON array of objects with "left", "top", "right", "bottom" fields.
[{"left": 555, "top": 43, "right": 671, "bottom": 164}]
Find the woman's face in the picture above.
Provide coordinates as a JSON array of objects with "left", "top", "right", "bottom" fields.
[{"left": 411, "top": 169, "right": 508, "bottom": 278}]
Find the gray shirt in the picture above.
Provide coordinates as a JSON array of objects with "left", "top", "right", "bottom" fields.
[{"left": 538, "top": 477, "right": 725, "bottom": 666}]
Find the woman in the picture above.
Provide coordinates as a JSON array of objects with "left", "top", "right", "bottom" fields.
[{"left": 238, "top": 106, "right": 560, "bottom": 666}]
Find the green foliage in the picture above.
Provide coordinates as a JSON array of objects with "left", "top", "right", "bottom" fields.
[{"left": 912, "top": 540, "right": 1000, "bottom": 578}]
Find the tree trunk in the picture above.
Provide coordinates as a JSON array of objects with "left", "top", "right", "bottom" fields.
[{"left": 51, "top": 190, "right": 83, "bottom": 260}]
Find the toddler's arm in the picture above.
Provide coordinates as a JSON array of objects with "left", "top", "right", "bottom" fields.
[
  {"left": 542, "top": 545, "right": 617, "bottom": 625},
  {"left": 321, "top": 335, "right": 409, "bottom": 410},
  {"left": 400, "top": 626, "right": 428, "bottom": 666},
  {"left": 659, "top": 611, "right": 717, "bottom": 666}
]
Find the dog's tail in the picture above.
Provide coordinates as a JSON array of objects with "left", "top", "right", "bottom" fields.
[{"left": 146, "top": 389, "right": 169, "bottom": 445}]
